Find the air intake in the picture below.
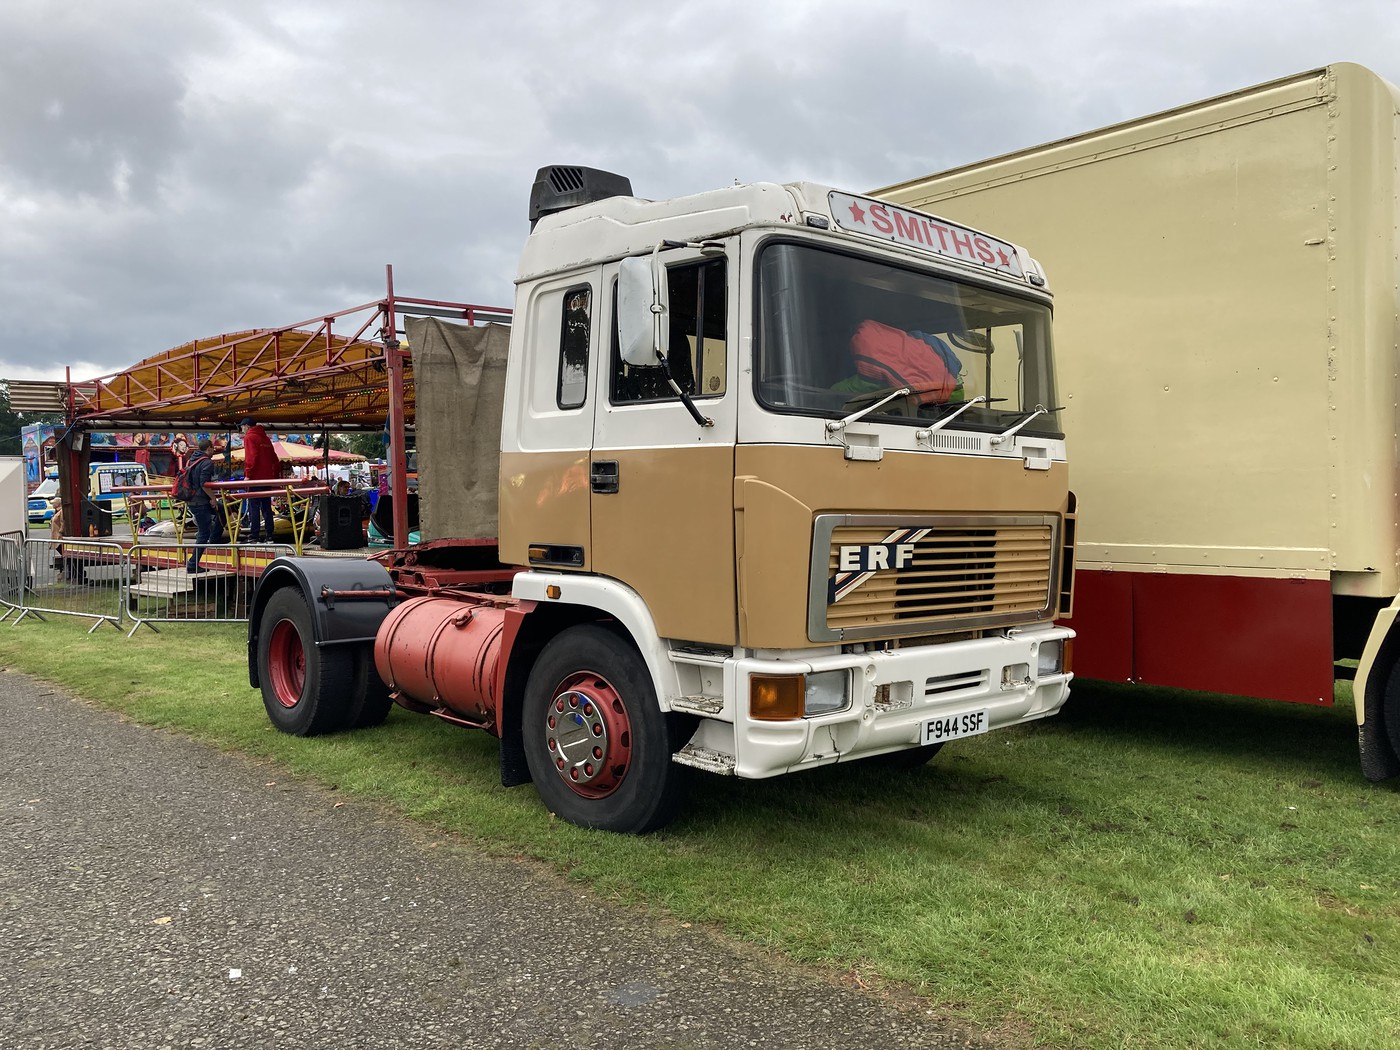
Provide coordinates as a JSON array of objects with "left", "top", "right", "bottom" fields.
[{"left": 528, "top": 165, "right": 633, "bottom": 227}]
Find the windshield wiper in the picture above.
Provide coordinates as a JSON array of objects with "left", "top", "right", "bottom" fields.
[
  {"left": 919, "top": 395, "right": 1005, "bottom": 433},
  {"left": 989, "top": 404, "right": 1065, "bottom": 447},
  {"left": 826, "top": 387, "right": 910, "bottom": 434}
]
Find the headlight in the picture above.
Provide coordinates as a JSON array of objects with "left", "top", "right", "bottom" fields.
[
  {"left": 1037, "top": 640, "right": 1064, "bottom": 676},
  {"left": 804, "top": 670, "right": 850, "bottom": 717}
]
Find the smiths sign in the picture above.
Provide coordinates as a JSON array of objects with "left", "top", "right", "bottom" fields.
[
  {"left": 829, "top": 527, "right": 931, "bottom": 604},
  {"left": 829, "top": 192, "right": 1024, "bottom": 279}
]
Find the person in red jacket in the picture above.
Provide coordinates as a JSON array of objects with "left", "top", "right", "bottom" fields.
[{"left": 239, "top": 417, "right": 278, "bottom": 542}]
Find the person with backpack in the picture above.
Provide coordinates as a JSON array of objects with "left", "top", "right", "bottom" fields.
[
  {"left": 181, "top": 438, "right": 219, "bottom": 574},
  {"left": 239, "top": 416, "right": 277, "bottom": 543}
]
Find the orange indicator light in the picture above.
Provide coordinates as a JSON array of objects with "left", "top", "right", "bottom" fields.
[{"left": 749, "top": 674, "right": 804, "bottom": 720}]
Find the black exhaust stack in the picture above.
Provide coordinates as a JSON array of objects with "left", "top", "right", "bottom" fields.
[{"left": 529, "top": 165, "right": 633, "bottom": 228}]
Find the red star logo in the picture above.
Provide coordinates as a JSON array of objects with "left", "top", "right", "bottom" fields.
[
  {"left": 848, "top": 201, "right": 866, "bottom": 225},
  {"left": 996, "top": 248, "right": 1010, "bottom": 267}
]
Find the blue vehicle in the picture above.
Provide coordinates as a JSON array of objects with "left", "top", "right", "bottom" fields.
[{"left": 27, "top": 475, "right": 58, "bottom": 523}]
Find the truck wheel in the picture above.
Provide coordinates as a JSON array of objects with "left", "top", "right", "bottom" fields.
[
  {"left": 1383, "top": 658, "right": 1400, "bottom": 763},
  {"left": 522, "top": 624, "right": 683, "bottom": 833},
  {"left": 347, "top": 646, "right": 395, "bottom": 729},
  {"left": 868, "top": 742, "right": 944, "bottom": 770},
  {"left": 257, "top": 587, "right": 352, "bottom": 736}
]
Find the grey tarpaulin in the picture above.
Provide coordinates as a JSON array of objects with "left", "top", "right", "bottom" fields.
[{"left": 406, "top": 318, "right": 509, "bottom": 541}]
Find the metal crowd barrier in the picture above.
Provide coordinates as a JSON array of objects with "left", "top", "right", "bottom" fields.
[
  {"left": 13, "top": 537, "right": 128, "bottom": 633},
  {"left": 4, "top": 536, "right": 293, "bottom": 636},
  {"left": 123, "top": 540, "right": 293, "bottom": 636},
  {"left": 0, "top": 532, "right": 24, "bottom": 620}
]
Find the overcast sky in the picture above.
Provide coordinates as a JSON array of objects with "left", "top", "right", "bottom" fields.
[{"left": 2, "top": 0, "right": 1398, "bottom": 384}]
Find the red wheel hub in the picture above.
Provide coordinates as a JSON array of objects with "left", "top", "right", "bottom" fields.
[
  {"left": 267, "top": 618, "right": 306, "bottom": 709},
  {"left": 543, "top": 670, "right": 632, "bottom": 798}
]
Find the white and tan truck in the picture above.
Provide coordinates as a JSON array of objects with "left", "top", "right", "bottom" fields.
[
  {"left": 248, "top": 166, "right": 1077, "bottom": 832},
  {"left": 878, "top": 62, "right": 1400, "bottom": 780}
]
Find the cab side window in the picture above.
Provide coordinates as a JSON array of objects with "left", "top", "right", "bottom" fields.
[
  {"left": 611, "top": 258, "right": 726, "bottom": 404},
  {"left": 557, "top": 286, "right": 591, "bottom": 409}
]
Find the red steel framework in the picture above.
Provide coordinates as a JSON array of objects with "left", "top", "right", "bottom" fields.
[{"left": 56, "top": 266, "right": 511, "bottom": 548}]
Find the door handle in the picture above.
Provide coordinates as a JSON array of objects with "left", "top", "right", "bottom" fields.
[{"left": 590, "top": 460, "right": 619, "bottom": 494}]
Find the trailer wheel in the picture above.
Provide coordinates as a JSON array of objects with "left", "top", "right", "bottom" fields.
[
  {"left": 867, "top": 742, "right": 944, "bottom": 770},
  {"left": 257, "top": 587, "right": 352, "bottom": 736},
  {"left": 1382, "top": 658, "right": 1400, "bottom": 764},
  {"left": 522, "top": 624, "right": 683, "bottom": 833},
  {"left": 348, "top": 646, "right": 395, "bottom": 729}
]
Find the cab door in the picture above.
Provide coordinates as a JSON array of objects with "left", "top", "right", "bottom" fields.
[
  {"left": 497, "top": 270, "right": 599, "bottom": 571},
  {"left": 590, "top": 249, "right": 739, "bottom": 645}
]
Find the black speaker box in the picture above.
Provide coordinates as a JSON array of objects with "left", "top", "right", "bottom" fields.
[
  {"left": 318, "top": 494, "right": 364, "bottom": 550},
  {"left": 79, "top": 499, "right": 113, "bottom": 538}
]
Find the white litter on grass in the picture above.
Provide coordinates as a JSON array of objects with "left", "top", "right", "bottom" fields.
[{"left": 228, "top": 969, "right": 242, "bottom": 980}]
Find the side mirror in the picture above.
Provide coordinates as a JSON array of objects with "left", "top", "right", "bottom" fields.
[{"left": 617, "top": 256, "right": 662, "bottom": 367}]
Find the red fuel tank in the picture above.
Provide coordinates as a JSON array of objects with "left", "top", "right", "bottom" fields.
[{"left": 374, "top": 597, "right": 506, "bottom": 723}]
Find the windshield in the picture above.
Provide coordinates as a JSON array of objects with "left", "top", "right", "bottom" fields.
[
  {"left": 32, "top": 478, "right": 58, "bottom": 498},
  {"left": 755, "top": 242, "right": 1060, "bottom": 438}
]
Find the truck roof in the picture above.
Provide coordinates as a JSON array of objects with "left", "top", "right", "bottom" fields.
[{"left": 517, "top": 178, "right": 1049, "bottom": 293}]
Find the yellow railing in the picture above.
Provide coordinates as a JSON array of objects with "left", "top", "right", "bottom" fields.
[{"left": 113, "top": 480, "right": 330, "bottom": 555}]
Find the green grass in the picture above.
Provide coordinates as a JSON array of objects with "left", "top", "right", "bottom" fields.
[{"left": 3, "top": 618, "right": 1399, "bottom": 1048}]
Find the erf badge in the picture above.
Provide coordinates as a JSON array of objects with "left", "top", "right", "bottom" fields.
[
  {"left": 839, "top": 542, "right": 916, "bottom": 572},
  {"left": 828, "top": 528, "right": 930, "bottom": 604}
]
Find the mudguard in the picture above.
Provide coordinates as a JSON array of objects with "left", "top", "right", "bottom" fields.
[{"left": 247, "top": 556, "right": 396, "bottom": 688}]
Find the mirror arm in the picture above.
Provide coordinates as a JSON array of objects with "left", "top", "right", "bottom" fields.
[{"left": 654, "top": 347, "right": 714, "bottom": 428}]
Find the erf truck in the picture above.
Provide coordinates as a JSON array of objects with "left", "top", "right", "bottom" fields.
[
  {"left": 249, "top": 167, "right": 1076, "bottom": 832},
  {"left": 877, "top": 63, "right": 1400, "bottom": 781}
]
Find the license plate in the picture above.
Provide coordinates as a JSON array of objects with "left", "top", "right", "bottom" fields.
[{"left": 918, "top": 709, "right": 990, "bottom": 746}]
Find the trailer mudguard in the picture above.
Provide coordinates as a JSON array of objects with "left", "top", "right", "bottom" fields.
[{"left": 247, "top": 556, "right": 396, "bottom": 689}]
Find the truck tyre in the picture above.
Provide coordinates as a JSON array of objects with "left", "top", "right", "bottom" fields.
[
  {"left": 1382, "top": 657, "right": 1400, "bottom": 764},
  {"left": 348, "top": 646, "right": 395, "bottom": 729},
  {"left": 257, "top": 587, "right": 352, "bottom": 736},
  {"left": 522, "top": 624, "right": 683, "bottom": 833}
]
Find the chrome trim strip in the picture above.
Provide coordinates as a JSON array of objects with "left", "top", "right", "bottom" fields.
[{"left": 807, "top": 513, "right": 1061, "bottom": 643}]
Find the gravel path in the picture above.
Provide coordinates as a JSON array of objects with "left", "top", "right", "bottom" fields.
[{"left": 0, "top": 672, "right": 991, "bottom": 1049}]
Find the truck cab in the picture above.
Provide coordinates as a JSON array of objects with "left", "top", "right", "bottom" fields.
[{"left": 498, "top": 170, "right": 1074, "bottom": 801}]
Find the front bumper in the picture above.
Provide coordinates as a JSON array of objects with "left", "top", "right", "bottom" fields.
[{"left": 703, "top": 624, "right": 1073, "bottom": 779}]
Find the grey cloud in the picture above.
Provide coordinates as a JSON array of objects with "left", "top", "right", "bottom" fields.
[{"left": 0, "top": 4, "right": 217, "bottom": 203}]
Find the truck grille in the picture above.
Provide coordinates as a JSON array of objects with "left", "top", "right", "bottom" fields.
[{"left": 808, "top": 514, "right": 1059, "bottom": 642}]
